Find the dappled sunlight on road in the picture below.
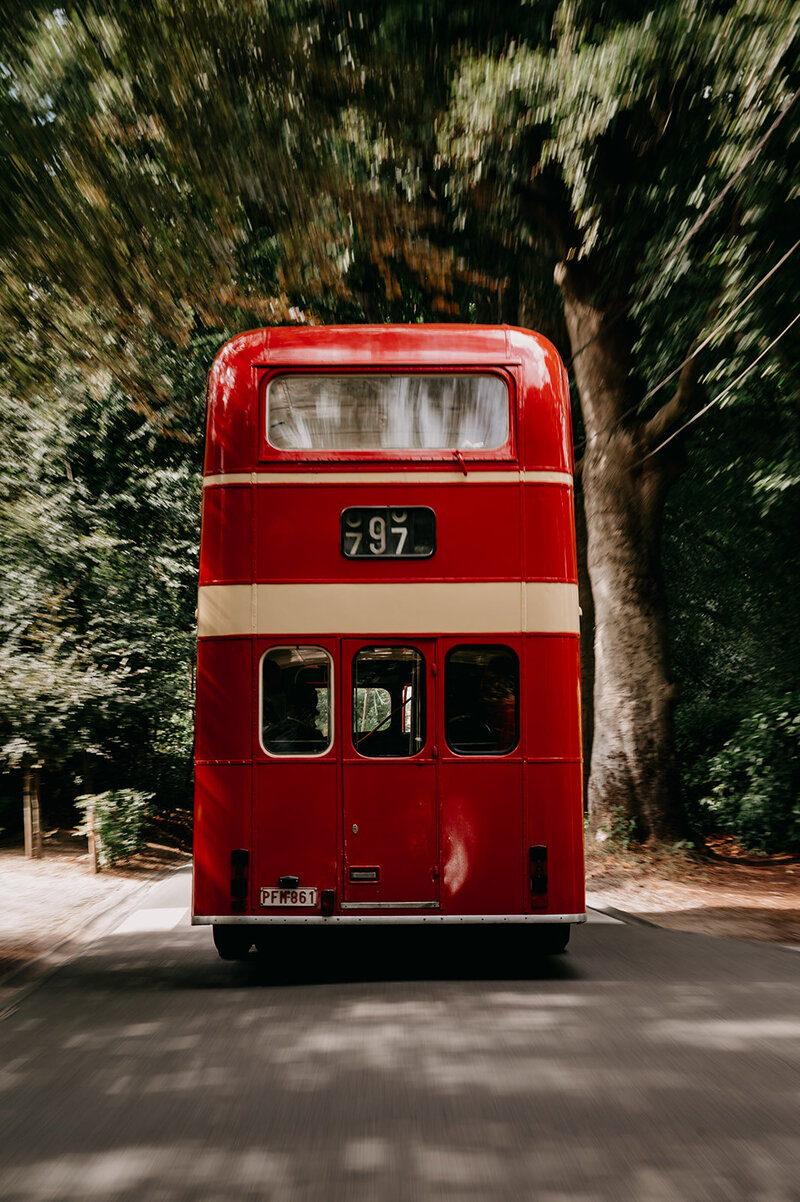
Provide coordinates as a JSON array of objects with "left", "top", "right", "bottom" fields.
[
  {"left": 3, "top": 1133, "right": 800, "bottom": 1201},
  {"left": 1, "top": 914, "right": 798, "bottom": 1201},
  {"left": 648, "top": 1015, "right": 800, "bottom": 1051}
]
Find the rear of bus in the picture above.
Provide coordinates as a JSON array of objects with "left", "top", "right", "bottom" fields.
[{"left": 193, "top": 325, "right": 584, "bottom": 957}]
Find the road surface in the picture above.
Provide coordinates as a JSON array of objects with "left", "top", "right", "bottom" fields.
[{"left": 0, "top": 867, "right": 798, "bottom": 1201}]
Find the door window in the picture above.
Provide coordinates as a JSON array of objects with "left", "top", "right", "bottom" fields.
[
  {"left": 352, "top": 647, "right": 425, "bottom": 758},
  {"left": 445, "top": 646, "right": 519, "bottom": 755}
]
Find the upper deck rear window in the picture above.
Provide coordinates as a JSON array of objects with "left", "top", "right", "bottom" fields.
[{"left": 266, "top": 374, "right": 509, "bottom": 450}]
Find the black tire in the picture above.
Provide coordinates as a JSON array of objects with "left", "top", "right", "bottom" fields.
[
  {"left": 213, "top": 925, "right": 253, "bottom": 961},
  {"left": 533, "top": 925, "right": 570, "bottom": 955}
]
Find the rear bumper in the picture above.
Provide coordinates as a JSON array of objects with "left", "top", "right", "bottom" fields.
[{"left": 193, "top": 912, "right": 587, "bottom": 926}]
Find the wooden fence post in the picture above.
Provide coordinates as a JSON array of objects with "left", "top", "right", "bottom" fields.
[
  {"left": 87, "top": 801, "right": 99, "bottom": 873},
  {"left": 23, "top": 769, "right": 42, "bottom": 859}
]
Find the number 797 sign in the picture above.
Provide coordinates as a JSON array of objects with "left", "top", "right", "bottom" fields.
[{"left": 341, "top": 507, "right": 436, "bottom": 558}]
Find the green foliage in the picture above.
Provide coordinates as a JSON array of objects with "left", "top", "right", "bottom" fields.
[
  {"left": 606, "top": 805, "right": 639, "bottom": 850},
  {"left": 0, "top": 327, "right": 208, "bottom": 820},
  {"left": 76, "top": 789, "right": 153, "bottom": 867},
  {"left": 667, "top": 383, "right": 800, "bottom": 850},
  {"left": 700, "top": 700, "right": 800, "bottom": 853},
  {"left": 443, "top": 2, "right": 798, "bottom": 359}
]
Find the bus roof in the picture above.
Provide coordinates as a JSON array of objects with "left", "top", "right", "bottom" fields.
[{"left": 205, "top": 324, "right": 571, "bottom": 475}]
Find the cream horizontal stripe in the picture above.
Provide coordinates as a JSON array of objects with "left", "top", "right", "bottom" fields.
[
  {"left": 197, "top": 582, "right": 580, "bottom": 637},
  {"left": 520, "top": 471, "right": 572, "bottom": 485},
  {"left": 203, "top": 470, "right": 572, "bottom": 487}
]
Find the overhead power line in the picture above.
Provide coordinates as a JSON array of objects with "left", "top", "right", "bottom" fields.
[
  {"left": 637, "top": 239, "right": 800, "bottom": 409},
  {"left": 566, "top": 89, "right": 799, "bottom": 370},
  {"left": 636, "top": 310, "right": 800, "bottom": 464},
  {"left": 574, "top": 237, "right": 800, "bottom": 455}
]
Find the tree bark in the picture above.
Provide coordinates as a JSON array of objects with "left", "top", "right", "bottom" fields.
[
  {"left": 23, "top": 769, "right": 42, "bottom": 859},
  {"left": 557, "top": 263, "right": 690, "bottom": 844}
]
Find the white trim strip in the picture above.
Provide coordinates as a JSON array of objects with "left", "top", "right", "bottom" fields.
[
  {"left": 341, "top": 901, "right": 439, "bottom": 910},
  {"left": 193, "top": 913, "right": 587, "bottom": 925},
  {"left": 197, "top": 581, "right": 580, "bottom": 637},
  {"left": 203, "top": 470, "right": 573, "bottom": 487}
]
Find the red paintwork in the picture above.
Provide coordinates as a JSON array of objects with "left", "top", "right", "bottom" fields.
[
  {"left": 524, "top": 636, "right": 583, "bottom": 759},
  {"left": 193, "top": 763, "right": 251, "bottom": 917},
  {"left": 255, "top": 482, "right": 524, "bottom": 583},
  {"left": 252, "top": 760, "right": 338, "bottom": 909},
  {"left": 200, "top": 479, "right": 578, "bottom": 586},
  {"left": 195, "top": 639, "right": 252, "bottom": 761},
  {"left": 525, "top": 760, "right": 585, "bottom": 915},
  {"left": 194, "top": 325, "right": 584, "bottom": 924},
  {"left": 200, "top": 485, "right": 253, "bottom": 585},
  {"left": 439, "top": 759, "right": 524, "bottom": 914}
]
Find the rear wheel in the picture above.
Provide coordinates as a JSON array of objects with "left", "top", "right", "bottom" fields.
[
  {"left": 213, "top": 926, "right": 253, "bottom": 961},
  {"left": 533, "top": 925, "right": 570, "bottom": 955}
]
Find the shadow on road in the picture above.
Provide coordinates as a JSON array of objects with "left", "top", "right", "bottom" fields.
[
  {"left": 239, "top": 925, "right": 583, "bottom": 988},
  {"left": 51, "top": 923, "right": 586, "bottom": 997}
]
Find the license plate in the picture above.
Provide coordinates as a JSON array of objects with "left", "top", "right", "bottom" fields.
[{"left": 260, "top": 887, "right": 318, "bottom": 908}]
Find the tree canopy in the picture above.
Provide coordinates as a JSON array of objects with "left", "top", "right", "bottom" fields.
[{"left": 0, "top": 0, "right": 797, "bottom": 850}]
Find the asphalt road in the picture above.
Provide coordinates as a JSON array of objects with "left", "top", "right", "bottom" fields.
[{"left": 0, "top": 868, "right": 798, "bottom": 1202}]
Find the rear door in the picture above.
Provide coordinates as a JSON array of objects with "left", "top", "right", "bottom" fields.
[{"left": 342, "top": 640, "right": 439, "bottom": 910}]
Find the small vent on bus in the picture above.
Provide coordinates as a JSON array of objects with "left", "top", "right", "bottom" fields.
[
  {"left": 529, "top": 845, "right": 548, "bottom": 900},
  {"left": 348, "top": 867, "right": 380, "bottom": 883},
  {"left": 231, "top": 848, "right": 249, "bottom": 911}
]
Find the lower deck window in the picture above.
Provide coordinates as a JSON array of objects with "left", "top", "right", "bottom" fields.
[
  {"left": 445, "top": 646, "right": 519, "bottom": 755},
  {"left": 261, "top": 646, "right": 332, "bottom": 755}
]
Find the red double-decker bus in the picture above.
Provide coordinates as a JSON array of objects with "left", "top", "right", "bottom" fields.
[{"left": 193, "top": 324, "right": 584, "bottom": 957}]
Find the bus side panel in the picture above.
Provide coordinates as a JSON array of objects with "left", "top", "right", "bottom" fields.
[
  {"left": 199, "top": 486, "right": 253, "bottom": 585},
  {"left": 252, "top": 761, "right": 339, "bottom": 909},
  {"left": 525, "top": 761, "right": 585, "bottom": 916},
  {"left": 524, "top": 486, "right": 579, "bottom": 583},
  {"left": 196, "top": 638, "right": 252, "bottom": 761},
  {"left": 525, "top": 636, "right": 582, "bottom": 759},
  {"left": 439, "top": 761, "right": 523, "bottom": 914},
  {"left": 193, "top": 763, "right": 251, "bottom": 917}
]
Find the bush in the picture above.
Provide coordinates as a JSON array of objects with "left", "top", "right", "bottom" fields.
[
  {"left": 700, "top": 699, "right": 800, "bottom": 852},
  {"left": 76, "top": 789, "right": 154, "bottom": 867}
]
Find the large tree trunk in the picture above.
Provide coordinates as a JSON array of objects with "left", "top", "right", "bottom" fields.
[
  {"left": 581, "top": 430, "right": 685, "bottom": 843},
  {"left": 557, "top": 264, "right": 690, "bottom": 844}
]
